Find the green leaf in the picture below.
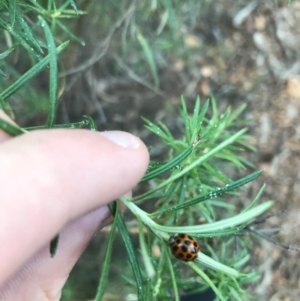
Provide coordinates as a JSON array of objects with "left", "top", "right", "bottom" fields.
[
  {"left": 0, "top": 41, "right": 69, "bottom": 101},
  {"left": 173, "top": 175, "right": 187, "bottom": 224},
  {"left": 9, "top": 0, "right": 16, "bottom": 26},
  {"left": 141, "top": 145, "right": 193, "bottom": 182},
  {"left": 242, "top": 183, "right": 266, "bottom": 212},
  {"left": 228, "top": 103, "right": 247, "bottom": 124},
  {"left": 202, "top": 161, "right": 231, "bottom": 183},
  {"left": 0, "top": 47, "right": 14, "bottom": 60},
  {"left": 138, "top": 217, "right": 155, "bottom": 278},
  {"left": 189, "top": 97, "right": 209, "bottom": 142},
  {"left": 113, "top": 203, "right": 146, "bottom": 300},
  {"left": 83, "top": 115, "right": 97, "bottom": 131},
  {"left": 190, "top": 96, "right": 200, "bottom": 139},
  {"left": 188, "top": 263, "right": 227, "bottom": 301},
  {"left": 38, "top": 16, "right": 58, "bottom": 128},
  {"left": 150, "top": 170, "right": 263, "bottom": 216},
  {"left": 55, "top": 19, "right": 85, "bottom": 45},
  {"left": 166, "top": 248, "right": 180, "bottom": 301},
  {"left": 15, "top": 11, "right": 44, "bottom": 54},
  {"left": 0, "top": 17, "right": 42, "bottom": 60},
  {"left": 180, "top": 95, "right": 192, "bottom": 141},
  {"left": 160, "top": 0, "right": 178, "bottom": 34},
  {"left": 193, "top": 252, "right": 240, "bottom": 277},
  {"left": 142, "top": 117, "right": 176, "bottom": 145},
  {"left": 0, "top": 117, "right": 25, "bottom": 136},
  {"left": 134, "top": 128, "right": 248, "bottom": 202},
  {"left": 24, "top": 115, "right": 95, "bottom": 131},
  {"left": 154, "top": 201, "right": 273, "bottom": 234},
  {"left": 137, "top": 30, "right": 159, "bottom": 88},
  {"left": 94, "top": 203, "right": 118, "bottom": 301},
  {"left": 0, "top": 97, "right": 14, "bottom": 118},
  {"left": 68, "top": 0, "right": 78, "bottom": 13},
  {"left": 0, "top": 69, "right": 6, "bottom": 77}
]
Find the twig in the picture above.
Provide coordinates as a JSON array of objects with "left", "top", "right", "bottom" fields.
[
  {"left": 59, "top": 4, "right": 136, "bottom": 77},
  {"left": 114, "top": 54, "right": 165, "bottom": 97}
]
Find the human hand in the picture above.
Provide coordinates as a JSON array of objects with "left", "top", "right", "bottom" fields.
[{"left": 0, "top": 111, "right": 149, "bottom": 301}]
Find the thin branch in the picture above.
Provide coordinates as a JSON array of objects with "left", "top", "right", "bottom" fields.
[
  {"left": 59, "top": 4, "right": 136, "bottom": 77},
  {"left": 114, "top": 54, "right": 165, "bottom": 97}
]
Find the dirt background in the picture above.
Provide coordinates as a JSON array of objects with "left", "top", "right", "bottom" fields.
[{"left": 48, "top": 1, "right": 300, "bottom": 300}]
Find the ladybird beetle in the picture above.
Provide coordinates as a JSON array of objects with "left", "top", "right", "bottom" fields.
[{"left": 169, "top": 233, "right": 199, "bottom": 261}]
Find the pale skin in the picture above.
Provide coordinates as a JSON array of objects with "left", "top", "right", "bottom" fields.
[{"left": 0, "top": 111, "right": 149, "bottom": 301}]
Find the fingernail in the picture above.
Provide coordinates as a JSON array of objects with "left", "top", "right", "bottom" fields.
[{"left": 100, "top": 131, "right": 141, "bottom": 148}]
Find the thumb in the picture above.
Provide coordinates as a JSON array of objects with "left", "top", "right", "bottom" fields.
[{"left": 0, "top": 129, "right": 149, "bottom": 301}]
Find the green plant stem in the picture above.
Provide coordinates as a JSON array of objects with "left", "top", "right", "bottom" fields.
[
  {"left": 0, "top": 117, "right": 26, "bottom": 136},
  {"left": 137, "top": 217, "right": 156, "bottom": 278},
  {"left": 188, "top": 263, "right": 226, "bottom": 301},
  {"left": 166, "top": 252, "right": 180, "bottom": 301},
  {"left": 94, "top": 205, "right": 118, "bottom": 301},
  {"left": 121, "top": 197, "right": 169, "bottom": 240},
  {"left": 0, "top": 41, "right": 69, "bottom": 101}
]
